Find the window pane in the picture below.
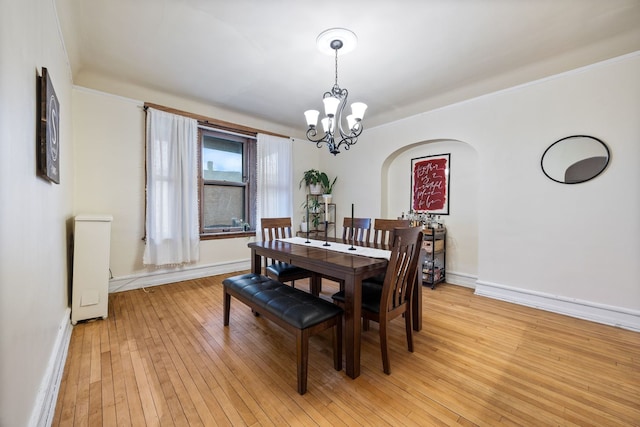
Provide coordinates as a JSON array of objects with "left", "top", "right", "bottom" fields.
[
  {"left": 202, "top": 136, "right": 243, "bottom": 183},
  {"left": 198, "top": 127, "right": 256, "bottom": 236},
  {"left": 202, "top": 185, "right": 245, "bottom": 231}
]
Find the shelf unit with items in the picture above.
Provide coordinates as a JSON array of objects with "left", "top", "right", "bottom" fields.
[
  {"left": 297, "top": 194, "right": 336, "bottom": 239},
  {"left": 422, "top": 227, "right": 446, "bottom": 289}
]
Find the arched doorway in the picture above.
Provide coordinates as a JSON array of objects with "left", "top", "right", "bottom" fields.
[{"left": 381, "top": 139, "right": 479, "bottom": 287}]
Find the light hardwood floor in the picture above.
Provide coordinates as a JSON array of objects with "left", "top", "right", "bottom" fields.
[{"left": 53, "top": 273, "right": 640, "bottom": 426}]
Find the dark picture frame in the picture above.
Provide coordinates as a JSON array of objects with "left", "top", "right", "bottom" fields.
[
  {"left": 38, "top": 67, "right": 60, "bottom": 184},
  {"left": 411, "top": 153, "right": 450, "bottom": 215}
]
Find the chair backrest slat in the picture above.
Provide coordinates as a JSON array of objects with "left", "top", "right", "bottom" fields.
[
  {"left": 260, "top": 217, "right": 293, "bottom": 241},
  {"left": 342, "top": 217, "right": 371, "bottom": 243},
  {"left": 372, "top": 219, "right": 411, "bottom": 245}
]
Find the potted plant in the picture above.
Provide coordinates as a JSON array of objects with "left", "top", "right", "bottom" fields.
[
  {"left": 299, "top": 169, "right": 323, "bottom": 195},
  {"left": 319, "top": 172, "right": 337, "bottom": 195}
]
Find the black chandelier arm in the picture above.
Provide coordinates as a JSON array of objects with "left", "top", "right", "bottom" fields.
[
  {"left": 306, "top": 123, "right": 362, "bottom": 145},
  {"left": 306, "top": 127, "right": 342, "bottom": 156},
  {"left": 334, "top": 134, "right": 358, "bottom": 150},
  {"left": 334, "top": 88, "right": 351, "bottom": 138},
  {"left": 330, "top": 84, "right": 347, "bottom": 98},
  {"left": 306, "top": 126, "right": 330, "bottom": 145},
  {"left": 337, "top": 119, "right": 363, "bottom": 141}
]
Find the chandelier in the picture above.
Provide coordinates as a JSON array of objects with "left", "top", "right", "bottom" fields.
[{"left": 304, "top": 28, "right": 367, "bottom": 155}]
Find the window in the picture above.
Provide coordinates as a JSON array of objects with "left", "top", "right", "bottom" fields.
[{"left": 199, "top": 127, "right": 256, "bottom": 238}]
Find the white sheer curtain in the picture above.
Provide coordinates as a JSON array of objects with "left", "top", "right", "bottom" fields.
[
  {"left": 256, "top": 133, "right": 293, "bottom": 236},
  {"left": 143, "top": 108, "right": 200, "bottom": 266}
]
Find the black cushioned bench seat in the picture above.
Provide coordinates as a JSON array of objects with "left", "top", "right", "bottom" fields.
[{"left": 223, "top": 273, "right": 343, "bottom": 394}]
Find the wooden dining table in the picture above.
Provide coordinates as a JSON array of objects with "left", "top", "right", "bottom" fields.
[{"left": 248, "top": 237, "right": 423, "bottom": 379}]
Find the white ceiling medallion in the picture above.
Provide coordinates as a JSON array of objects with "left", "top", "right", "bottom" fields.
[{"left": 316, "top": 28, "right": 358, "bottom": 56}]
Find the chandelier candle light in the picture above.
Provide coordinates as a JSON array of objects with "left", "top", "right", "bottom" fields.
[{"left": 304, "top": 28, "right": 367, "bottom": 155}]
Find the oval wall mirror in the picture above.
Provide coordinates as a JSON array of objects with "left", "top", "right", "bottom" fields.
[{"left": 541, "top": 135, "right": 610, "bottom": 184}]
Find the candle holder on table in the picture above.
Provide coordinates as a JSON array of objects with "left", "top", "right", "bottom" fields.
[
  {"left": 323, "top": 220, "right": 330, "bottom": 246},
  {"left": 321, "top": 194, "right": 332, "bottom": 246},
  {"left": 305, "top": 197, "right": 311, "bottom": 243},
  {"left": 348, "top": 203, "right": 356, "bottom": 250}
]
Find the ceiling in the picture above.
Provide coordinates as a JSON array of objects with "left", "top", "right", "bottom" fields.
[{"left": 56, "top": 0, "right": 640, "bottom": 135}]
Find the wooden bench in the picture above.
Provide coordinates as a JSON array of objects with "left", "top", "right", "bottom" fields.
[{"left": 222, "top": 273, "right": 343, "bottom": 394}]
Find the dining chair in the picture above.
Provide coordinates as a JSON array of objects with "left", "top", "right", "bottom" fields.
[
  {"left": 331, "top": 226, "right": 423, "bottom": 374},
  {"left": 366, "top": 218, "right": 413, "bottom": 288},
  {"left": 260, "top": 217, "right": 314, "bottom": 288},
  {"left": 372, "top": 218, "right": 411, "bottom": 245},
  {"left": 342, "top": 217, "right": 371, "bottom": 244}
]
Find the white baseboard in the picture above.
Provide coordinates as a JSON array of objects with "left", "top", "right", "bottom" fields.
[
  {"left": 443, "top": 271, "right": 477, "bottom": 288},
  {"left": 475, "top": 280, "right": 640, "bottom": 332},
  {"left": 29, "top": 308, "right": 72, "bottom": 427},
  {"left": 109, "top": 259, "right": 251, "bottom": 293}
]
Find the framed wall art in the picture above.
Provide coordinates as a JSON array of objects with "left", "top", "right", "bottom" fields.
[
  {"left": 38, "top": 67, "right": 60, "bottom": 184},
  {"left": 411, "top": 153, "right": 450, "bottom": 215}
]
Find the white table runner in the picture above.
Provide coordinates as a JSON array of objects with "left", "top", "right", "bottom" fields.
[{"left": 278, "top": 237, "right": 391, "bottom": 260}]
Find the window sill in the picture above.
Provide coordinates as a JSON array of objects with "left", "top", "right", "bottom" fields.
[{"left": 200, "top": 230, "right": 255, "bottom": 240}]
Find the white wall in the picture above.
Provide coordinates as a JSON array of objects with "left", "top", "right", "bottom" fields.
[
  {"left": 323, "top": 52, "right": 640, "bottom": 328},
  {"left": 0, "top": 0, "right": 74, "bottom": 425}
]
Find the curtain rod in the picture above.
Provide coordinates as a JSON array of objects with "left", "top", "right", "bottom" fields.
[
  {"left": 143, "top": 102, "right": 288, "bottom": 139},
  {"left": 198, "top": 124, "right": 257, "bottom": 140}
]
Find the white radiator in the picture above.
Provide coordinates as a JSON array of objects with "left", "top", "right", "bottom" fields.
[{"left": 71, "top": 215, "right": 112, "bottom": 325}]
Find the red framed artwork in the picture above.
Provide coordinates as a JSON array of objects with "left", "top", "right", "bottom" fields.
[{"left": 411, "top": 153, "right": 450, "bottom": 214}]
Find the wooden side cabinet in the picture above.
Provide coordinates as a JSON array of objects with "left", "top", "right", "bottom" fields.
[{"left": 422, "top": 227, "right": 446, "bottom": 289}]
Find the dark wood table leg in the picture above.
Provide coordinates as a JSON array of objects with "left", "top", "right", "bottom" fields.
[
  {"left": 412, "top": 249, "right": 424, "bottom": 331},
  {"left": 251, "top": 249, "right": 262, "bottom": 275},
  {"left": 249, "top": 249, "right": 263, "bottom": 316},
  {"left": 343, "top": 274, "right": 362, "bottom": 379},
  {"left": 310, "top": 273, "right": 322, "bottom": 297},
  {"left": 413, "top": 270, "right": 422, "bottom": 331}
]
